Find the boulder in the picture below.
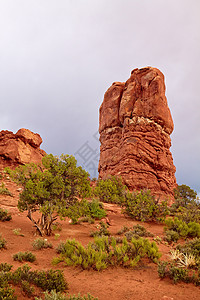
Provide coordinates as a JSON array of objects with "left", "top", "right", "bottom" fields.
[{"left": 0, "top": 128, "right": 46, "bottom": 169}]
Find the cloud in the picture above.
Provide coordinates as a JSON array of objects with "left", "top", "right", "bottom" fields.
[{"left": 0, "top": 0, "right": 199, "bottom": 193}]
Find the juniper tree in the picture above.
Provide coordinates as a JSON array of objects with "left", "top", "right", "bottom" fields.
[{"left": 6, "top": 154, "right": 91, "bottom": 236}]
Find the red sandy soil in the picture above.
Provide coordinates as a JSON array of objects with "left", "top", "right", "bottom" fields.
[{"left": 0, "top": 179, "right": 200, "bottom": 300}]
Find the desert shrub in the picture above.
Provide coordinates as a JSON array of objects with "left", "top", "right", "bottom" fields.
[
  {"left": 13, "top": 228, "right": 24, "bottom": 236},
  {"left": 0, "top": 208, "right": 12, "bottom": 221},
  {"left": 0, "top": 286, "right": 17, "bottom": 300},
  {"left": 0, "top": 264, "right": 16, "bottom": 300},
  {"left": 35, "top": 290, "right": 98, "bottom": 300},
  {"left": 164, "top": 217, "right": 200, "bottom": 239},
  {"left": 117, "top": 224, "right": 153, "bottom": 240},
  {"left": 0, "top": 263, "right": 12, "bottom": 272},
  {"left": 0, "top": 264, "right": 68, "bottom": 298},
  {"left": 0, "top": 234, "right": 7, "bottom": 249},
  {"left": 52, "top": 223, "right": 62, "bottom": 232},
  {"left": 158, "top": 261, "right": 200, "bottom": 285},
  {"left": 32, "top": 238, "right": 53, "bottom": 250},
  {"left": 0, "top": 182, "right": 13, "bottom": 196},
  {"left": 53, "top": 236, "right": 161, "bottom": 271},
  {"left": 66, "top": 199, "right": 106, "bottom": 224},
  {"left": 13, "top": 251, "right": 36, "bottom": 263},
  {"left": 33, "top": 269, "right": 67, "bottom": 292},
  {"left": 21, "top": 280, "right": 35, "bottom": 297},
  {"left": 90, "top": 222, "right": 111, "bottom": 237},
  {"left": 176, "top": 238, "right": 200, "bottom": 266},
  {"left": 11, "top": 264, "right": 68, "bottom": 292},
  {"left": 121, "top": 190, "right": 169, "bottom": 222},
  {"left": 94, "top": 176, "right": 126, "bottom": 204},
  {"left": 158, "top": 262, "right": 191, "bottom": 284},
  {"left": 66, "top": 294, "right": 98, "bottom": 300},
  {"left": 163, "top": 230, "right": 180, "bottom": 244}
]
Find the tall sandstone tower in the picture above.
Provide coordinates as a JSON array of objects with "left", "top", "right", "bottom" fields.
[{"left": 98, "top": 67, "right": 177, "bottom": 201}]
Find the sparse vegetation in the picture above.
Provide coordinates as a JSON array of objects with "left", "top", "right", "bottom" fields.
[
  {"left": 0, "top": 182, "right": 13, "bottom": 196},
  {"left": 0, "top": 234, "right": 7, "bottom": 249},
  {"left": 32, "top": 238, "right": 53, "bottom": 250},
  {"left": 94, "top": 176, "right": 126, "bottom": 204},
  {"left": 158, "top": 261, "right": 200, "bottom": 285},
  {"left": 13, "top": 228, "right": 24, "bottom": 236},
  {"left": 117, "top": 224, "right": 153, "bottom": 240},
  {"left": 53, "top": 236, "right": 161, "bottom": 271},
  {"left": 66, "top": 199, "right": 107, "bottom": 224},
  {"left": 13, "top": 251, "right": 36, "bottom": 263},
  {"left": 35, "top": 290, "right": 98, "bottom": 300},
  {"left": 163, "top": 229, "right": 179, "bottom": 244},
  {"left": 0, "top": 208, "right": 12, "bottom": 221},
  {"left": 90, "top": 222, "right": 111, "bottom": 237},
  {"left": 164, "top": 217, "right": 200, "bottom": 240},
  {"left": 121, "top": 190, "right": 169, "bottom": 222},
  {"left": 0, "top": 263, "right": 68, "bottom": 299}
]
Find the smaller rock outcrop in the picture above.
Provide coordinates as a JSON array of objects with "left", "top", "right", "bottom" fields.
[{"left": 0, "top": 128, "right": 46, "bottom": 169}]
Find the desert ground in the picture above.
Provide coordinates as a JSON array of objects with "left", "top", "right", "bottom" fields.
[{"left": 0, "top": 179, "right": 200, "bottom": 300}]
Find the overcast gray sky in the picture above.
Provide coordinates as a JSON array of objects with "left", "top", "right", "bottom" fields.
[{"left": 0, "top": 0, "right": 199, "bottom": 195}]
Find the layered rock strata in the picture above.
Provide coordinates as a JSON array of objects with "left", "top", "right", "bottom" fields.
[
  {"left": 0, "top": 128, "right": 46, "bottom": 169},
  {"left": 98, "top": 67, "right": 177, "bottom": 201}
]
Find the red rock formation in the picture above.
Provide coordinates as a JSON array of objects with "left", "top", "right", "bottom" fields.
[
  {"left": 98, "top": 67, "right": 177, "bottom": 201},
  {"left": 0, "top": 128, "right": 46, "bottom": 169}
]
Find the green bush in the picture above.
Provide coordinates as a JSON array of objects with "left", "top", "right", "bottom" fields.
[
  {"left": 0, "top": 182, "right": 13, "bottom": 196},
  {"left": 164, "top": 217, "right": 200, "bottom": 239},
  {"left": 32, "top": 238, "right": 53, "bottom": 250},
  {"left": 66, "top": 199, "right": 107, "bottom": 224},
  {"left": 117, "top": 224, "right": 153, "bottom": 240},
  {"left": 90, "top": 222, "right": 111, "bottom": 237},
  {"left": 94, "top": 176, "right": 126, "bottom": 204},
  {"left": 0, "top": 208, "right": 12, "bottom": 221},
  {"left": 0, "top": 286, "right": 17, "bottom": 300},
  {"left": 0, "top": 263, "right": 12, "bottom": 272},
  {"left": 0, "top": 263, "right": 68, "bottom": 298},
  {"left": 121, "top": 190, "right": 169, "bottom": 222},
  {"left": 21, "top": 280, "right": 34, "bottom": 297},
  {"left": 35, "top": 290, "right": 98, "bottom": 300},
  {"left": 53, "top": 236, "right": 161, "bottom": 271},
  {"left": 0, "top": 234, "right": 7, "bottom": 249},
  {"left": 13, "top": 251, "right": 36, "bottom": 263},
  {"left": 158, "top": 261, "right": 200, "bottom": 285},
  {"left": 163, "top": 230, "right": 180, "bottom": 244},
  {"left": 176, "top": 238, "right": 200, "bottom": 266},
  {"left": 11, "top": 264, "right": 68, "bottom": 292},
  {"left": 158, "top": 261, "right": 190, "bottom": 284}
]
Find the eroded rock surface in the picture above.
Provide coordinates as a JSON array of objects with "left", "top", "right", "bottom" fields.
[
  {"left": 98, "top": 67, "right": 177, "bottom": 201},
  {"left": 0, "top": 128, "right": 46, "bottom": 169}
]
